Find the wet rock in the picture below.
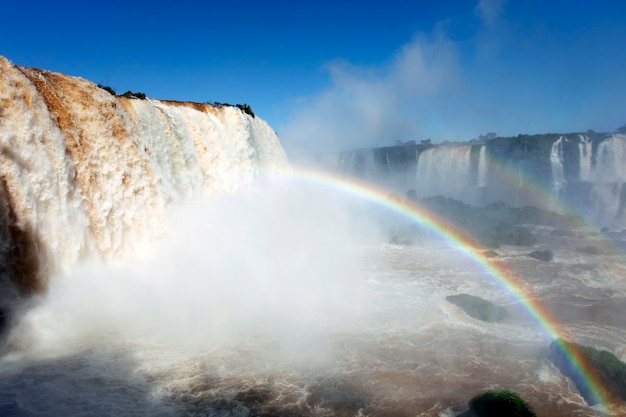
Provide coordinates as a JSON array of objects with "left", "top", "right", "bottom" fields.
[
  {"left": 528, "top": 250, "right": 553, "bottom": 261},
  {"left": 549, "top": 338, "right": 626, "bottom": 405},
  {"left": 497, "top": 224, "right": 536, "bottom": 246},
  {"left": 457, "top": 389, "right": 537, "bottom": 417},
  {"left": 576, "top": 245, "right": 605, "bottom": 255},
  {"left": 446, "top": 294, "right": 508, "bottom": 322}
]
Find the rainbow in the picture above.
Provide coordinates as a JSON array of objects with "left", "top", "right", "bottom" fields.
[{"left": 273, "top": 164, "right": 616, "bottom": 414}]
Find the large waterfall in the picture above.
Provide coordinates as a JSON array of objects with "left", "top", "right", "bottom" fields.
[
  {"left": 415, "top": 145, "right": 477, "bottom": 204},
  {"left": 0, "top": 57, "right": 287, "bottom": 303}
]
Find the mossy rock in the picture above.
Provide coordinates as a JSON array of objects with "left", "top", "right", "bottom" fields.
[
  {"left": 528, "top": 250, "right": 553, "bottom": 261},
  {"left": 446, "top": 294, "right": 508, "bottom": 322},
  {"left": 576, "top": 245, "right": 604, "bottom": 255},
  {"left": 499, "top": 224, "right": 536, "bottom": 246},
  {"left": 549, "top": 338, "right": 626, "bottom": 405},
  {"left": 97, "top": 83, "right": 116, "bottom": 95},
  {"left": 459, "top": 390, "right": 537, "bottom": 417},
  {"left": 483, "top": 250, "right": 499, "bottom": 258}
]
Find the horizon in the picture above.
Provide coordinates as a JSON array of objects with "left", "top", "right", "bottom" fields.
[{"left": 3, "top": 0, "right": 626, "bottom": 155}]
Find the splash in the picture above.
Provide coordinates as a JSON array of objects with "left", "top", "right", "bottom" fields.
[{"left": 277, "top": 165, "right": 617, "bottom": 414}]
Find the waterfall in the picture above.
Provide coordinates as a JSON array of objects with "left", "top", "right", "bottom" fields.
[
  {"left": 415, "top": 145, "right": 473, "bottom": 201},
  {"left": 583, "top": 135, "right": 626, "bottom": 225},
  {"left": 578, "top": 134, "right": 592, "bottom": 182},
  {"left": 593, "top": 135, "right": 626, "bottom": 183},
  {"left": 0, "top": 57, "right": 287, "bottom": 299},
  {"left": 477, "top": 145, "right": 488, "bottom": 188},
  {"left": 550, "top": 136, "right": 566, "bottom": 200}
]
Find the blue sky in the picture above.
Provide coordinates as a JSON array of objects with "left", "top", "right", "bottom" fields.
[{"left": 3, "top": 0, "right": 626, "bottom": 154}]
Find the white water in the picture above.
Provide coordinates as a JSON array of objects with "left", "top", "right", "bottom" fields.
[
  {"left": 578, "top": 135, "right": 593, "bottom": 182},
  {"left": 415, "top": 145, "right": 474, "bottom": 202},
  {"left": 2, "top": 195, "right": 626, "bottom": 416},
  {"left": 477, "top": 145, "right": 488, "bottom": 188},
  {"left": 550, "top": 136, "right": 567, "bottom": 201},
  {"left": 577, "top": 135, "right": 626, "bottom": 227}
]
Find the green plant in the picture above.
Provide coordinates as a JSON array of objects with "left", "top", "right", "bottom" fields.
[
  {"left": 97, "top": 83, "right": 116, "bottom": 95},
  {"left": 236, "top": 103, "right": 255, "bottom": 118},
  {"left": 468, "top": 390, "right": 537, "bottom": 417}
]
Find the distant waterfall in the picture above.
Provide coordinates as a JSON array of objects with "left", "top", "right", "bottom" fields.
[
  {"left": 581, "top": 135, "right": 626, "bottom": 225},
  {"left": 578, "top": 135, "right": 593, "bottom": 182},
  {"left": 415, "top": 146, "right": 473, "bottom": 201},
  {"left": 550, "top": 136, "right": 566, "bottom": 200},
  {"left": 593, "top": 135, "right": 626, "bottom": 183},
  {"left": 0, "top": 57, "right": 287, "bottom": 298},
  {"left": 477, "top": 145, "right": 488, "bottom": 188}
]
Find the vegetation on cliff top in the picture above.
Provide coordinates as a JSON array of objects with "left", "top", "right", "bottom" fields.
[
  {"left": 95, "top": 85, "right": 255, "bottom": 117},
  {"left": 97, "top": 83, "right": 116, "bottom": 95},
  {"left": 207, "top": 101, "right": 256, "bottom": 118}
]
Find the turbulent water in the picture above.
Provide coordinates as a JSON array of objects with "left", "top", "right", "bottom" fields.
[
  {"left": 2, "top": 215, "right": 626, "bottom": 417},
  {"left": 1, "top": 58, "right": 626, "bottom": 417}
]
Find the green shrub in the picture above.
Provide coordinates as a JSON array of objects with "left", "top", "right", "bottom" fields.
[
  {"left": 97, "top": 84, "right": 116, "bottom": 95},
  {"left": 236, "top": 103, "right": 255, "bottom": 118}
]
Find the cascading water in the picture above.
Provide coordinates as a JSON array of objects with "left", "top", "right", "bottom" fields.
[
  {"left": 550, "top": 136, "right": 567, "bottom": 201},
  {"left": 477, "top": 145, "right": 488, "bottom": 188},
  {"left": 0, "top": 56, "right": 287, "bottom": 300},
  {"left": 578, "top": 134, "right": 593, "bottom": 182},
  {"left": 593, "top": 135, "right": 626, "bottom": 183},
  {"left": 415, "top": 145, "right": 473, "bottom": 201},
  {"left": 576, "top": 134, "right": 626, "bottom": 226}
]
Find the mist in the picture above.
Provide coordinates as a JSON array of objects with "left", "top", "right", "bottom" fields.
[
  {"left": 279, "top": 1, "right": 626, "bottom": 156},
  {"left": 5, "top": 179, "right": 383, "bottom": 364}
]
